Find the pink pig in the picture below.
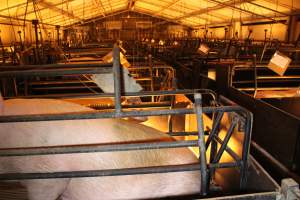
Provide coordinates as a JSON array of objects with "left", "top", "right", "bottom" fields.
[{"left": 0, "top": 97, "right": 200, "bottom": 200}]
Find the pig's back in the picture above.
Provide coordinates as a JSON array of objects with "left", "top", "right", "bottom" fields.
[{"left": 1, "top": 99, "right": 170, "bottom": 147}]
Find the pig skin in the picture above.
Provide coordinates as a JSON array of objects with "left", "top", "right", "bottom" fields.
[{"left": 0, "top": 99, "right": 200, "bottom": 200}]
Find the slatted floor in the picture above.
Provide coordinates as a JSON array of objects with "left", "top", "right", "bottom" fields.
[{"left": 0, "top": 182, "right": 28, "bottom": 200}]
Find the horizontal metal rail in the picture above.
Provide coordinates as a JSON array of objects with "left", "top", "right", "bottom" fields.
[
  {"left": 0, "top": 67, "right": 112, "bottom": 78},
  {"left": 0, "top": 45, "right": 252, "bottom": 196},
  {"left": 0, "top": 105, "right": 246, "bottom": 123},
  {"left": 0, "top": 140, "right": 199, "bottom": 157},
  {"left": 0, "top": 162, "right": 239, "bottom": 181},
  {"left": 0, "top": 63, "right": 112, "bottom": 70},
  {"left": 6, "top": 89, "right": 217, "bottom": 100}
]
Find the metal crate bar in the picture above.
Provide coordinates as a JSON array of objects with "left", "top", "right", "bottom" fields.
[
  {"left": 0, "top": 162, "right": 240, "bottom": 181},
  {"left": 218, "top": 95, "right": 253, "bottom": 189},
  {"left": 0, "top": 45, "right": 253, "bottom": 197},
  {"left": 194, "top": 93, "right": 208, "bottom": 195},
  {"left": 6, "top": 89, "right": 217, "bottom": 100},
  {"left": 0, "top": 63, "right": 113, "bottom": 70},
  {"left": 0, "top": 140, "right": 199, "bottom": 157},
  {"left": 213, "top": 136, "right": 241, "bottom": 162},
  {"left": 113, "top": 44, "right": 122, "bottom": 114},
  {"left": 0, "top": 105, "right": 247, "bottom": 123},
  {"left": 0, "top": 67, "right": 112, "bottom": 78}
]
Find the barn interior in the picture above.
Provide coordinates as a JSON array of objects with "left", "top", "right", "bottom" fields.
[{"left": 0, "top": 0, "right": 300, "bottom": 199}]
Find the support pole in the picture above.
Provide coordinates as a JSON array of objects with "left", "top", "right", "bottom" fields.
[
  {"left": 56, "top": 25, "right": 60, "bottom": 46},
  {"left": 113, "top": 44, "right": 122, "bottom": 115},
  {"left": 194, "top": 93, "right": 208, "bottom": 195},
  {"left": 32, "top": 20, "right": 40, "bottom": 64},
  {"left": 253, "top": 54, "right": 257, "bottom": 97},
  {"left": 32, "top": 20, "right": 39, "bottom": 48}
]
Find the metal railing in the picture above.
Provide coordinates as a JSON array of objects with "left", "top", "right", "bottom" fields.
[{"left": 0, "top": 45, "right": 253, "bottom": 196}]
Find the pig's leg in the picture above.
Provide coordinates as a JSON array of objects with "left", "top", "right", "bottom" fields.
[{"left": 22, "top": 179, "right": 70, "bottom": 200}]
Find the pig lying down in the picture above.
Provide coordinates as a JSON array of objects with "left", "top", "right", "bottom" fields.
[{"left": 0, "top": 98, "right": 200, "bottom": 200}]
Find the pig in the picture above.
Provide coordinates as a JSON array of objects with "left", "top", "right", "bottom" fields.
[{"left": 0, "top": 97, "right": 200, "bottom": 200}]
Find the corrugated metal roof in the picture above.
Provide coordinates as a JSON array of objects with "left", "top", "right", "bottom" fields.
[{"left": 0, "top": 0, "right": 299, "bottom": 27}]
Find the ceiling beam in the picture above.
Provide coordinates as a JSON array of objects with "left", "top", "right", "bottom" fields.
[
  {"left": 152, "top": 0, "right": 247, "bottom": 26},
  {"left": 66, "top": 9, "right": 129, "bottom": 27},
  {"left": 128, "top": 0, "right": 136, "bottom": 11},
  {"left": 133, "top": 9, "right": 193, "bottom": 28},
  {"left": 37, "top": 0, "right": 82, "bottom": 21},
  {"left": 139, "top": 0, "right": 226, "bottom": 22},
  {"left": 0, "top": 13, "right": 60, "bottom": 27},
  {"left": 247, "top": 2, "right": 289, "bottom": 16},
  {"left": 93, "top": 0, "right": 106, "bottom": 17},
  {"left": 175, "top": 0, "right": 253, "bottom": 21},
  {"left": 42, "top": 3, "right": 104, "bottom": 23},
  {"left": 0, "top": 0, "right": 37, "bottom": 13},
  {"left": 207, "top": 0, "right": 285, "bottom": 24},
  {"left": 16, "top": 0, "right": 76, "bottom": 18},
  {"left": 262, "top": 0, "right": 299, "bottom": 11},
  {"left": 153, "top": 0, "right": 182, "bottom": 15},
  {"left": 194, "top": 15, "right": 288, "bottom": 28}
]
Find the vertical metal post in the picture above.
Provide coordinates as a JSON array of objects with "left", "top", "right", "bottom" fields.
[
  {"left": 113, "top": 44, "right": 122, "bottom": 115},
  {"left": 168, "top": 95, "right": 175, "bottom": 134},
  {"left": 17, "top": 31, "right": 23, "bottom": 50},
  {"left": 208, "top": 112, "right": 221, "bottom": 182},
  {"left": 0, "top": 31, "right": 5, "bottom": 64},
  {"left": 148, "top": 54, "right": 154, "bottom": 96},
  {"left": 264, "top": 29, "right": 268, "bottom": 41},
  {"left": 253, "top": 54, "right": 257, "bottom": 97},
  {"left": 32, "top": 20, "right": 40, "bottom": 64},
  {"left": 194, "top": 93, "right": 208, "bottom": 195},
  {"left": 240, "top": 112, "right": 253, "bottom": 190},
  {"left": 148, "top": 54, "right": 154, "bottom": 102},
  {"left": 32, "top": 20, "right": 39, "bottom": 48},
  {"left": 56, "top": 25, "right": 60, "bottom": 46}
]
